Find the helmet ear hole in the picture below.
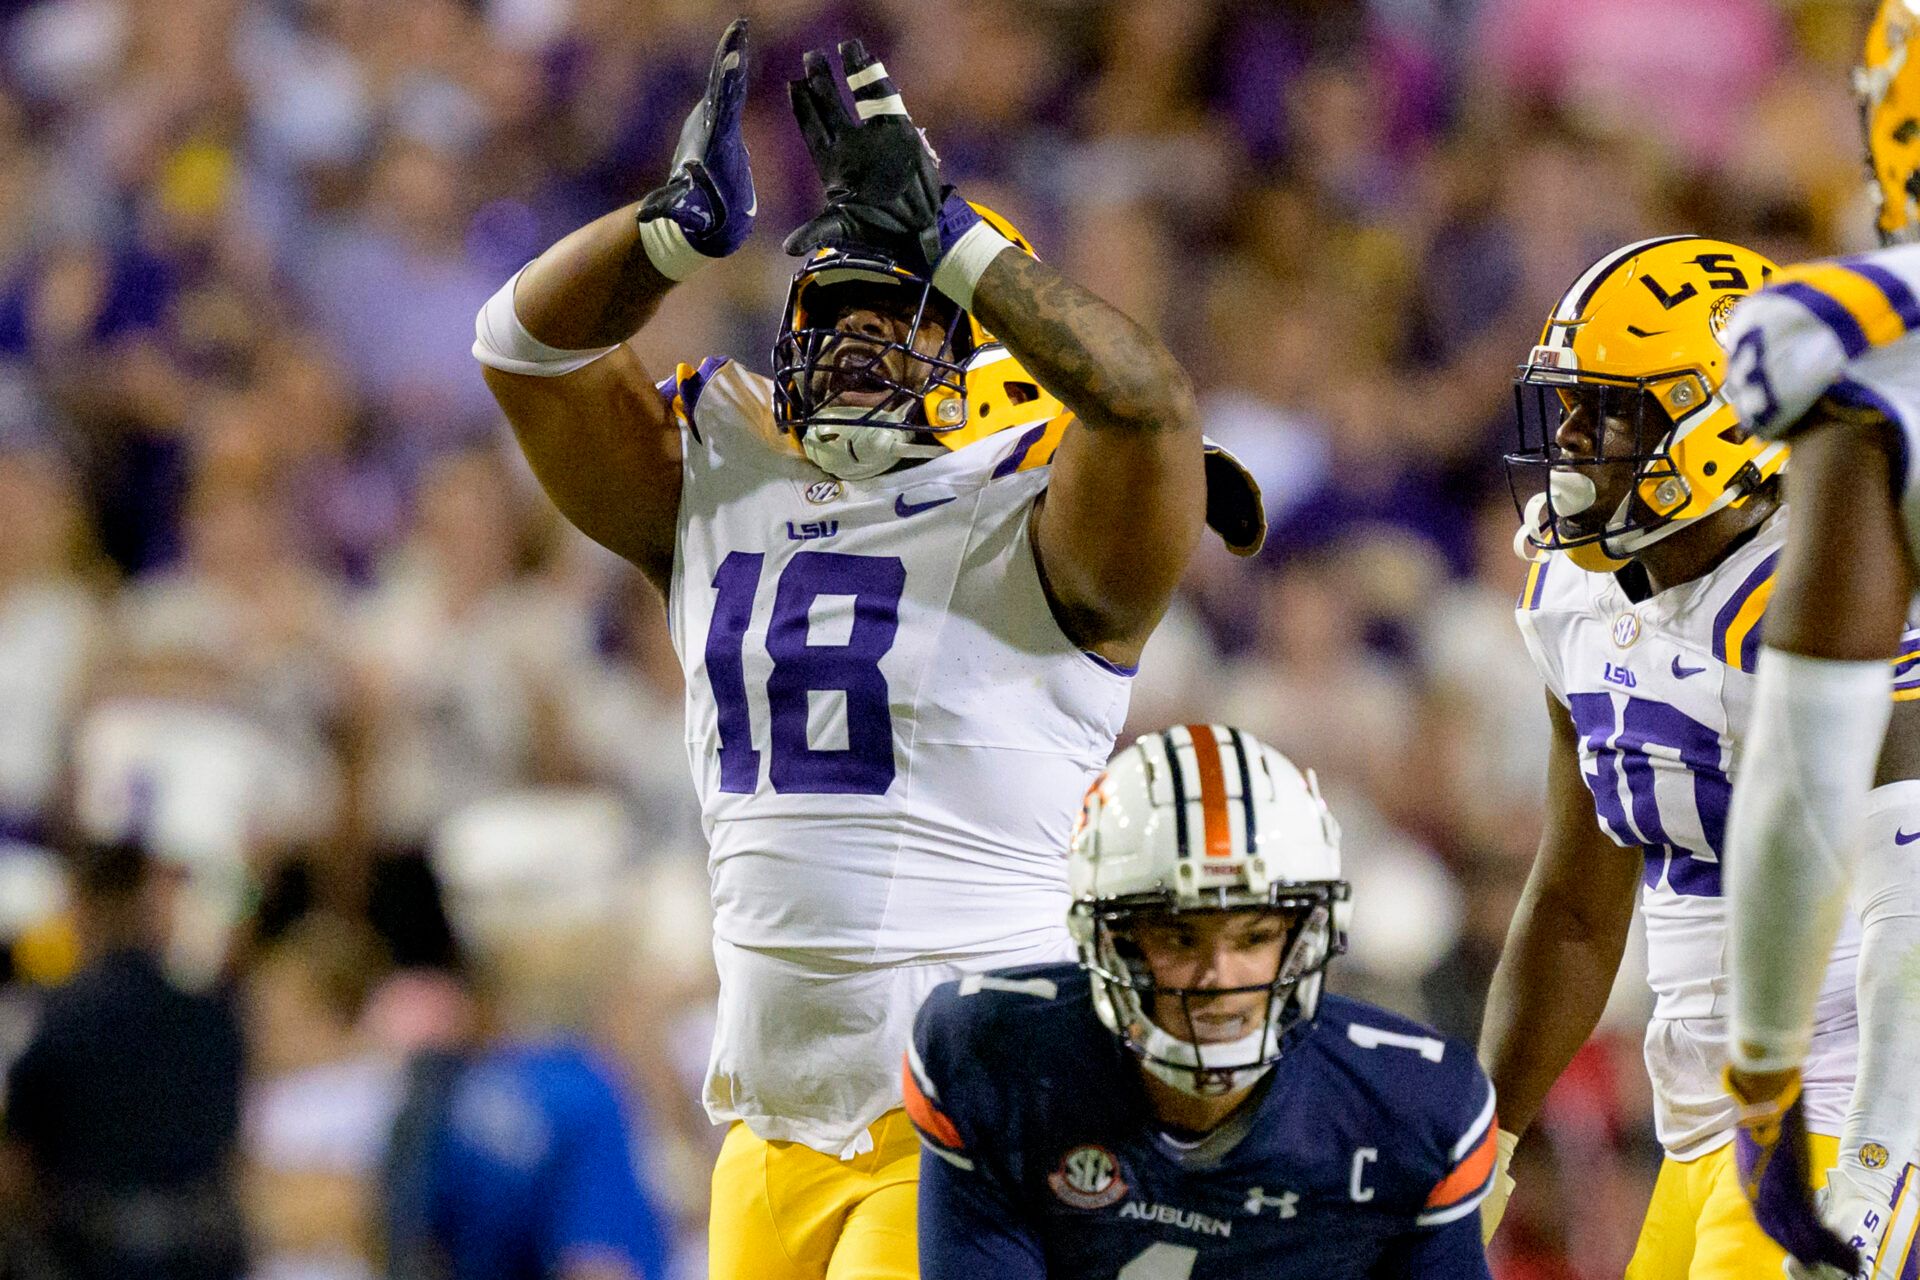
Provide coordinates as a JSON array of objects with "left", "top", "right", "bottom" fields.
[{"left": 1004, "top": 381, "right": 1040, "bottom": 406}]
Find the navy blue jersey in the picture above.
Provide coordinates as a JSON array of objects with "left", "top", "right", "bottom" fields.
[{"left": 905, "top": 964, "right": 1496, "bottom": 1280}]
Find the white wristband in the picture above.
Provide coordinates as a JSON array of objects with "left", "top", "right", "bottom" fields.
[
  {"left": 472, "top": 266, "right": 616, "bottom": 377},
  {"left": 932, "top": 220, "right": 1016, "bottom": 312},
  {"left": 637, "top": 214, "right": 711, "bottom": 283}
]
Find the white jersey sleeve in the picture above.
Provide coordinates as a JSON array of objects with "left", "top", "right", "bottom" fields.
[{"left": 1721, "top": 249, "right": 1920, "bottom": 554}]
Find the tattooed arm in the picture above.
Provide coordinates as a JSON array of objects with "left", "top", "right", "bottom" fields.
[
  {"left": 971, "top": 250, "right": 1206, "bottom": 667},
  {"left": 481, "top": 207, "right": 685, "bottom": 592}
]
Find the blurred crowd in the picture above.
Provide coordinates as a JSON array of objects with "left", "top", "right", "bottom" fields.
[{"left": 0, "top": 0, "right": 1882, "bottom": 1276}]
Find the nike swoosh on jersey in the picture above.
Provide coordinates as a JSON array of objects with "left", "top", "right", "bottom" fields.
[
  {"left": 895, "top": 493, "right": 958, "bottom": 517},
  {"left": 1897, "top": 829, "right": 1920, "bottom": 846},
  {"left": 1671, "top": 657, "right": 1707, "bottom": 679}
]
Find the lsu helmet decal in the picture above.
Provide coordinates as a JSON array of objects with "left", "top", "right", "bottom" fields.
[
  {"left": 1068, "top": 725, "right": 1350, "bottom": 1098},
  {"left": 1506, "top": 235, "right": 1787, "bottom": 572},
  {"left": 771, "top": 202, "right": 1066, "bottom": 480},
  {"left": 1861, "top": 0, "right": 1920, "bottom": 246}
]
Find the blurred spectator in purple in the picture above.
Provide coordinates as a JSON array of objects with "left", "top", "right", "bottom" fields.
[{"left": 297, "top": 138, "right": 501, "bottom": 442}]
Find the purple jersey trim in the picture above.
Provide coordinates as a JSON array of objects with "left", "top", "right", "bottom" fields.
[
  {"left": 1081, "top": 650, "right": 1138, "bottom": 678},
  {"left": 1774, "top": 282, "right": 1869, "bottom": 359},
  {"left": 1840, "top": 258, "right": 1920, "bottom": 333},
  {"left": 991, "top": 424, "right": 1049, "bottom": 478}
]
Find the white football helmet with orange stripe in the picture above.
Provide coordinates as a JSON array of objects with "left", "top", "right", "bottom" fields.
[{"left": 1067, "top": 725, "right": 1352, "bottom": 1097}]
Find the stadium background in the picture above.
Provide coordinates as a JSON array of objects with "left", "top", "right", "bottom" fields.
[{"left": 0, "top": 0, "right": 1878, "bottom": 1276}]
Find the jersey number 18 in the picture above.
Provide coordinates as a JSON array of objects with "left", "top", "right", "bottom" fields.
[{"left": 705, "top": 551, "right": 905, "bottom": 795}]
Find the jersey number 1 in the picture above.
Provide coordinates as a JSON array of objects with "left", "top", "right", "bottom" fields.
[{"left": 706, "top": 551, "right": 905, "bottom": 795}]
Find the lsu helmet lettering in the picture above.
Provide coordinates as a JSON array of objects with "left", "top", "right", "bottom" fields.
[
  {"left": 771, "top": 203, "right": 1066, "bottom": 479},
  {"left": 1860, "top": 0, "right": 1920, "bottom": 246},
  {"left": 1067, "top": 725, "right": 1352, "bottom": 1098},
  {"left": 1507, "top": 236, "right": 1787, "bottom": 572}
]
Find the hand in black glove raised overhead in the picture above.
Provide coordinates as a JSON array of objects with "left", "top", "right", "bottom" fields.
[{"left": 782, "top": 40, "right": 960, "bottom": 270}]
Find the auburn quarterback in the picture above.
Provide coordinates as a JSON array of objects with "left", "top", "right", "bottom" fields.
[
  {"left": 908, "top": 725, "right": 1497, "bottom": 1279},
  {"left": 1479, "top": 232, "right": 1920, "bottom": 1279},
  {"left": 472, "top": 21, "right": 1262, "bottom": 1280}
]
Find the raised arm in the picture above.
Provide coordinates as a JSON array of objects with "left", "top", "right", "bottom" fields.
[
  {"left": 969, "top": 250, "right": 1203, "bottom": 664},
  {"left": 1477, "top": 693, "right": 1643, "bottom": 1240},
  {"left": 475, "top": 19, "right": 754, "bottom": 591},
  {"left": 779, "top": 41, "right": 1205, "bottom": 664},
  {"left": 1720, "top": 410, "right": 1920, "bottom": 1274}
]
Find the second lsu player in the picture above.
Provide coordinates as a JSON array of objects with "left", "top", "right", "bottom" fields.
[
  {"left": 1478, "top": 234, "right": 1920, "bottom": 1278},
  {"left": 472, "top": 20, "right": 1262, "bottom": 1280},
  {"left": 1709, "top": 2, "right": 1920, "bottom": 1273}
]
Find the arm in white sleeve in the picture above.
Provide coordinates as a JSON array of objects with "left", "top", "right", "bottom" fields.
[
  {"left": 1726, "top": 647, "right": 1893, "bottom": 1073},
  {"left": 473, "top": 265, "right": 618, "bottom": 377}
]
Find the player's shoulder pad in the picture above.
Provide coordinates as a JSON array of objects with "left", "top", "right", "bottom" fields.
[
  {"left": 1515, "top": 549, "right": 1561, "bottom": 615},
  {"left": 906, "top": 962, "right": 1085, "bottom": 1169},
  {"left": 655, "top": 357, "right": 800, "bottom": 457},
  {"left": 1314, "top": 996, "right": 1499, "bottom": 1229},
  {"left": 986, "top": 411, "right": 1074, "bottom": 479},
  {"left": 1513, "top": 549, "right": 1590, "bottom": 701},
  {"left": 1515, "top": 546, "right": 1615, "bottom": 621},
  {"left": 1701, "top": 522, "right": 1785, "bottom": 675}
]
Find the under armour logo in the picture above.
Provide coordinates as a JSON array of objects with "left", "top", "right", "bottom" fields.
[{"left": 1244, "top": 1187, "right": 1298, "bottom": 1218}]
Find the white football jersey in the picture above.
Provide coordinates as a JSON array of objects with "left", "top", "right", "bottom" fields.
[
  {"left": 1721, "top": 243, "right": 1920, "bottom": 563},
  {"left": 1516, "top": 514, "right": 1864, "bottom": 1159},
  {"left": 662, "top": 358, "right": 1130, "bottom": 1155}
]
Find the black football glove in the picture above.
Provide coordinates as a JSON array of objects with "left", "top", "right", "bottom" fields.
[{"left": 782, "top": 40, "right": 978, "bottom": 270}]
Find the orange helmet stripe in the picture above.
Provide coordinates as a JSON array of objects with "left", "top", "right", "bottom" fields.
[{"left": 1182, "top": 724, "right": 1234, "bottom": 859}]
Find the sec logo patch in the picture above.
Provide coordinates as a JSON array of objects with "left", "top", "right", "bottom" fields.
[
  {"left": 1613, "top": 612, "right": 1641, "bottom": 648},
  {"left": 1048, "top": 1144, "right": 1128, "bottom": 1209},
  {"left": 805, "top": 479, "right": 843, "bottom": 505}
]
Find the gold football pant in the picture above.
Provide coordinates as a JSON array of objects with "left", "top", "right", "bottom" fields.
[
  {"left": 708, "top": 1109, "right": 920, "bottom": 1280},
  {"left": 1625, "top": 1132, "right": 1839, "bottom": 1279}
]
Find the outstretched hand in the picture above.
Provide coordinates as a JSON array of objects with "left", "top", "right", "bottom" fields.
[
  {"left": 637, "top": 18, "right": 756, "bottom": 264},
  {"left": 782, "top": 40, "right": 969, "bottom": 269}
]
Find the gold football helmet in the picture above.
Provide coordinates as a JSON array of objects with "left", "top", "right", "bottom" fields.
[
  {"left": 1861, "top": 0, "right": 1920, "bottom": 245},
  {"left": 1508, "top": 235, "right": 1788, "bottom": 572}
]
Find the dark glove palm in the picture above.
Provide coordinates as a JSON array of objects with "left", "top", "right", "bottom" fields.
[{"left": 782, "top": 42, "right": 945, "bottom": 268}]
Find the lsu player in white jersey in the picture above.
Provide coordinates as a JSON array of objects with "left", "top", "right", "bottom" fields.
[
  {"left": 1705, "top": 3, "right": 1920, "bottom": 1274},
  {"left": 1476, "top": 233, "right": 1920, "bottom": 1279},
  {"left": 471, "top": 21, "right": 1263, "bottom": 1280}
]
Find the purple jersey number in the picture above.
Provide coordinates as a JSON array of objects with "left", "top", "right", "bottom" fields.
[
  {"left": 1567, "top": 691, "right": 1731, "bottom": 896},
  {"left": 705, "top": 550, "right": 906, "bottom": 795}
]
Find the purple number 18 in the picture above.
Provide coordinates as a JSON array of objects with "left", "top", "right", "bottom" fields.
[{"left": 704, "top": 550, "right": 906, "bottom": 795}]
